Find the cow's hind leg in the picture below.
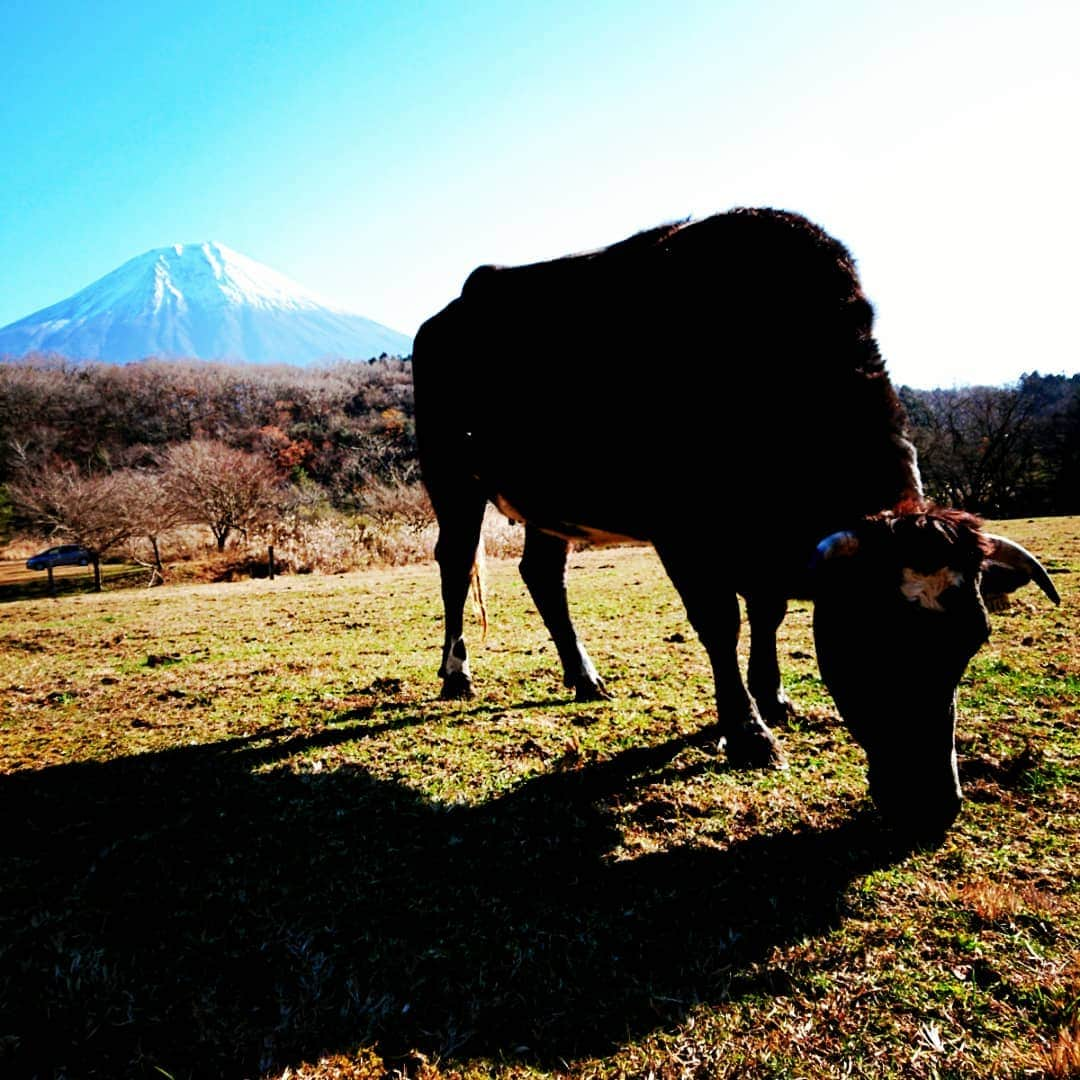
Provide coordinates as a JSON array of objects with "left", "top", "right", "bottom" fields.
[
  {"left": 654, "top": 541, "right": 785, "bottom": 769},
  {"left": 431, "top": 482, "right": 488, "bottom": 700},
  {"left": 746, "top": 594, "right": 795, "bottom": 727},
  {"left": 520, "top": 525, "right": 609, "bottom": 702}
]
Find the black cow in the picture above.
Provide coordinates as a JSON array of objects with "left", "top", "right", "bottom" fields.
[{"left": 413, "top": 208, "right": 1058, "bottom": 839}]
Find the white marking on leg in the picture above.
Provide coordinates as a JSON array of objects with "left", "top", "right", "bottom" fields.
[
  {"left": 444, "top": 634, "right": 471, "bottom": 678},
  {"left": 573, "top": 643, "right": 599, "bottom": 685}
]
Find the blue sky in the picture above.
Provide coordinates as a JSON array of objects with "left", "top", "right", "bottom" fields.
[{"left": 1, "top": 0, "right": 1076, "bottom": 388}]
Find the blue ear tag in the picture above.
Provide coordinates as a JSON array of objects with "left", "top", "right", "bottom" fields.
[{"left": 810, "top": 531, "right": 858, "bottom": 570}]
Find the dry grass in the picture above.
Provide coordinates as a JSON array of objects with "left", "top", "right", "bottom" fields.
[
  {"left": 0, "top": 535, "right": 42, "bottom": 560},
  {"left": 1035, "top": 1021, "right": 1080, "bottom": 1078},
  {"left": 0, "top": 516, "right": 1076, "bottom": 1079},
  {"left": 0, "top": 498, "right": 525, "bottom": 597},
  {"left": 955, "top": 879, "right": 1060, "bottom": 923}
]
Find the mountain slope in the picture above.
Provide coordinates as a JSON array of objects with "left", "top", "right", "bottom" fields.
[{"left": 0, "top": 242, "right": 413, "bottom": 364}]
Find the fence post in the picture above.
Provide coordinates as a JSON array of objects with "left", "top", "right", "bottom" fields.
[{"left": 268, "top": 545, "right": 275, "bottom": 580}]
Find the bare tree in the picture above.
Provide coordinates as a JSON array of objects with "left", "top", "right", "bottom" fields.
[
  {"left": 906, "top": 386, "right": 1039, "bottom": 515},
  {"left": 162, "top": 439, "right": 283, "bottom": 551},
  {"left": 112, "top": 469, "right": 186, "bottom": 585},
  {"left": 360, "top": 477, "right": 435, "bottom": 535},
  {"left": 8, "top": 464, "right": 133, "bottom": 591}
]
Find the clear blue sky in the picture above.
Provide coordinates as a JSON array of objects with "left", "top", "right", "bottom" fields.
[{"left": 1, "top": 0, "right": 1076, "bottom": 388}]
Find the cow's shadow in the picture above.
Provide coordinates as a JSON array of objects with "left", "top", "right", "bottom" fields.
[{"left": 0, "top": 713, "right": 907, "bottom": 1078}]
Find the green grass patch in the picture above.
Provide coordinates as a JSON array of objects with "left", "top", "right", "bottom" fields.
[{"left": 0, "top": 520, "right": 1077, "bottom": 1079}]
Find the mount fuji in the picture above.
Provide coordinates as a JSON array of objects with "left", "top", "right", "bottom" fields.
[{"left": 0, "top": 242, "right": 413, "bottom": 364}]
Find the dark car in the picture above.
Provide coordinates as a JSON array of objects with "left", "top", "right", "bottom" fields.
[{"left": 26, "top": 545, "right": 92, "bottom": 571}]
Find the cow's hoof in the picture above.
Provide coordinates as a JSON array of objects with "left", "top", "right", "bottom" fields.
[
  {"left": 758, "top": 695, "right": 796, "bottom": 729},
  {"left": 575, "top": 676, "right": 611, "bottom": 703},
  {"left": 725, "top": 730, "right": 787, "bottom": 770},
  {"left": 440, "top": 673, "right": 474, "bottom": 700}
]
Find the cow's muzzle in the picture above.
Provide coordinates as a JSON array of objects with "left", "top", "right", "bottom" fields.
[{"left": 867, "top": 763, "right": 962, "bottom": 846}]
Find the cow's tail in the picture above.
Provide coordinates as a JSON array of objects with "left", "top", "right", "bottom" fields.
[{"left": 470, "top": 541, "right": 488, "bottom": 640}]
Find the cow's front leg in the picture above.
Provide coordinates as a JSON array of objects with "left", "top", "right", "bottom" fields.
[
  {"left": 746, "top": 593, "right": 795, "bottom": 727},
  {"left": 519, "top": 525, "right": 609, "bottom": 702},
  {"left": 654, "top": 541, "right": 785, "bottom": 769}
]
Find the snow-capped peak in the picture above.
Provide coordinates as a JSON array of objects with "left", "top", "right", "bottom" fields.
[
  {"left": 0, "top": 243, "right": 413, "bottom": 365},
  {"left": 138, "top": 241, "right": 345, "bottom": 314}
]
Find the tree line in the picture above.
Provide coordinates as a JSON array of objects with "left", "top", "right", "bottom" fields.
[
  {"left": 0, "top": 356, "right": 421, "bottom": 583},
  {"left": 1, "top": 356, "right": 1078, "bottom": 579},
  {"left": 0, "top": 354, "right": 417, "bottom": 506},
  {"left": 900, "top": 373, "right": 1080, "bottom": 517}
]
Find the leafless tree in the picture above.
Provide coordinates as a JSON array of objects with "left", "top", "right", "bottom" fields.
[
  {"left": 112, "top": 469, "right": 186, "bottom": 585},
  {"left": 908, "top": 386, "right": 1038, "bottom": 515},
  {"left": 162, "top": 439, "right": 284, "bottom": 551},
  {"left": 360, "top": 477, "right": 435, "bottom": 535},
  {"left": 8, "top": 464, "right": 133, "bottom": 591}
]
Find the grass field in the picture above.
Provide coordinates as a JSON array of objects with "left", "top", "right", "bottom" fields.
[{"left": 1, "top": 518, "right": 1077, "bottom": 1079}]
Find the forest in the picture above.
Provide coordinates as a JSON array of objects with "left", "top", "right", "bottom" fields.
[{"left": 1, "top": 355, "right": 1077, "bottom": 576}]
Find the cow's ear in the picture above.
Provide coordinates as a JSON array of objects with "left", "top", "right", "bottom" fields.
[
  {"left": 812, "top": 531, "right": 859, "bottom": 567},
  {"left": 808, "top": 531, "right": 860, "bottom": 600},
  {"left": 980, "top": 534, "right": 1060, "bottom": 609}
]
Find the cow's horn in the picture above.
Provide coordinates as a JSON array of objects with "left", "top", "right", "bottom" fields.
[{"left": 982, "top": 534, "right": 1060, "bottom": 605}]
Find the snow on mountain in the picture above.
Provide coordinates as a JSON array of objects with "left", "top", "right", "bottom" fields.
[{"left": 0, "top": 242, "right": 413, "bottom": 364}]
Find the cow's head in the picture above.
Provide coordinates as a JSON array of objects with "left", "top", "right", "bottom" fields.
[{"left": 812, "top": 505, "right": 1059, "bottom": 843}]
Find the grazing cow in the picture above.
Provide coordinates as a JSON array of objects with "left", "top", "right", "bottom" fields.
[{"left": 413, "top": 208, "right": 1058, "bottom": 840}]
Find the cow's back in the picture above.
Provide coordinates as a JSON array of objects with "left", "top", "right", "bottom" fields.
[{"left": 414, "top": 209, "right": 917, "bottom": 558}]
